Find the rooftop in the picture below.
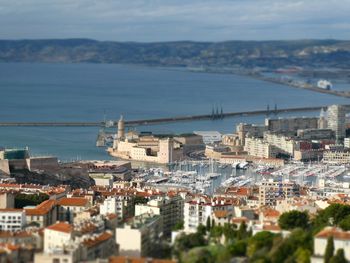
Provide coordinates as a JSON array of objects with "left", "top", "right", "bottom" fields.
[
  {"left": 58, "top": 197, "right": 89, "bottom": 207},
  {"left": 46, "top": 222, "right": 73, "bottom": 234}
]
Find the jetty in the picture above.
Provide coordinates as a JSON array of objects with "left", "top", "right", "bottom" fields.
[{"left": 0, "top": 105, "right": 336, "bottom": 128}]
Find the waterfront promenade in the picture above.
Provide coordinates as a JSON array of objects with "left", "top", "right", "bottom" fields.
[{"left": 0, "top": 105, "right": 335, "bottom": 127}]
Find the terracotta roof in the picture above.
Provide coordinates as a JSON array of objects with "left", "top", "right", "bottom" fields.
[
  {"left": 263, "top": 209, "right": 280, "bottom": 218},
  {"left": 213, "top": 210, "right": 229, "bottom": 218},
  {"left": 25, "top": 199, "right": 56, "bottom": 216},
  {"left": 232, "top": 217, "right": 249, "bottom": 224},
  {"left": 82, "top": 232, "right": 113, "bottom": 248},
  {"left": 46, "top": 222, "right": 73, "bottom": 234},
  {"left": 58, "top": 197, "right": 88, "bottom": 207},
  {"left": 0, "top": 231, "right": 33, "bottom": 238},
  {"left": 0, "top": 243, "right": 20, "bottom": 251},
  {"left": 263, "top": 224, "right": 281, "bottom": 231},
  {"left": 315, "top": 227, "right": 350, "bottom": 240}
]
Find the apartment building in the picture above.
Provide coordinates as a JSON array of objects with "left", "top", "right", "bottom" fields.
[
  {"left": 323, "top": 150, "right": 350, "bottom": 164},
  {"left": 259, "top": 180, "right": 300, "bottom": 206},
  {"left": 184, "top": 198, "right": 234, "bottom": 233},
  {"left": 25, "top": 199, "right": 57, "bottom": 227},
  {"left": 58, "top": 197, "right": 90, "bottom": 223},
  {"left": 264, "top": 132, "right": 295, "bottom": 156},
  {"left": 116, "top": 213, "right": 163, "bottom": 257},
  {"left": 265, "top": 117, "right": 318, "bottom": 133},
  {"left": 135, "top": 195, "right": 184, "bottom": 237},
  {"left": 0, "top": 209, "right": 26, "bottom": 231},
  {"left": 100, "top": 195, "right": 134, "bottom": 221},
  {"left": 244, "top": 137, "right": 277, "bottom": 158}
]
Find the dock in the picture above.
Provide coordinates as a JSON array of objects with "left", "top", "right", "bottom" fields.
[
  {"left": 247, "top": 73, "right": 350, "bottom": 98},
  {"left": 0, "top": 105, "right": 334, "bottom": 128}
]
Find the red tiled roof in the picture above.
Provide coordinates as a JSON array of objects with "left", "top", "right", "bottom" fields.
[
  {"left": 263, "top": 209, "right": 280, "bottom": 218},
  {"left": 315, "top": 227, "right": 350, "bottom": 240},
  {"left": 82, "top": 232, "right": 113, "bottom": 248},
  {"left": 46, "top": 222, "right": 73, "bottom": 234},
  {"left": 25, "top": 199, "right": 56, "bottom": 216},
  {"left": 263, "top": 224, "right": 281, "bottom": 231},
  {"left": 213, "top": 210, "right": 229, "bottom": 218},
  {"left": 58, "top": 197, "right": 88, "bottom": 207},
  {"left": 232, "top": 217, "right": 249, "bottom": 224}
]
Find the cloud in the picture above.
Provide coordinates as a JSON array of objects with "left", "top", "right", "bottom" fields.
[{"left": 0, "top": 0, "right": 349, "bottom": 41}]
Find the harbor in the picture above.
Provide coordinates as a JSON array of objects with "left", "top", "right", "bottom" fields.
[{"left": 133, "top": 159, "right": 350, "bottom": 196}]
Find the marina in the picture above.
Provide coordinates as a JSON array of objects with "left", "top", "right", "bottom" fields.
[{"left": 132, "top": 160, "right": 350, "bottom": 196}]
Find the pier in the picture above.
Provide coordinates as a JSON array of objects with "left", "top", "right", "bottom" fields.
[
  {"left": 0, "top": 105, "right": 335, "bottom": 127},
  {"left": 247, "top": 73, "right": 350, "bottom": 98}
]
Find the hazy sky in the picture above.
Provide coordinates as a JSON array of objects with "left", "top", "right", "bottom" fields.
[{"left": 1, "top": 0, "right": 350, "bottom": 42}]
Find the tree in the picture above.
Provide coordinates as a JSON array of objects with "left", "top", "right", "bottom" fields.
[
  {"left": 294, "top": 247, "right": 311, "bottom": 263},
  {"left": 246, "top": 231, "right": 275, "bottom": 258},
  {"left": 210, "top": 225, "right": 223, "bottom": 243},
  {"left": 222, "top": 223, "right": 236, "bottom": 242},
  {"left": 15, "top": 193, "right": 49, "bottom": 208},
  {"left": 206, "top": 216, "right": 211, "bottom": 231},
  {"left": 173, "top": 232, "right": 207, "bottom": 259},
  {"left": 237, "top": 221, "right": 248, "bottom": 240},
  {"left": 324, "top": 236, "right": 334, "bottom": 263},
  {"left": 313, "top": 204, "right": 350, "bottom": 232},
  {"left": 133, "top": 196, "right": 148, "bottom": 205},
  {"left": 182, "top": 247, "right": 215, "bottom": 263},
  {"left": 197, "top": 224, "right": 207, "bottom": 236},
  {"left": 278, "top": 210, "right": 309, "bottom": 230},
  {"left": 228, "top": 240, "right": 247, "bottom": 256},
  {"left": 173, "top": 220, "right": 184, "bottom": 231},
  {"left": 339, "top": 215, "right": 350, "bottom": 231},
  {"left": 330, "top": 249, "right": 347, "bottom": 263}
]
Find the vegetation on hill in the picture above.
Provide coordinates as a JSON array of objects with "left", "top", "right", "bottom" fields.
[
  {"left": 171, "top": 204, "right": 350, "bottom": 263},
  {"left": 15, "top": 193, "right": 49, "bottom": 208},
  {"left": 1, "top": 39, "right": 350, "bottom": 68}
]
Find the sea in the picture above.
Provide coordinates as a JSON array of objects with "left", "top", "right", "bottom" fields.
[{"left": 0, "top": 62, "right": 349, "bottom": 161}]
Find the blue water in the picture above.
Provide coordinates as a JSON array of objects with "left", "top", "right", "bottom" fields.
[{"left": 0, "top": 63, "right": 348, "bottom": 160}]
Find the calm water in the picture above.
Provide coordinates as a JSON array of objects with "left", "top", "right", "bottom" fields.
[{"left": 0, "top": 63, "right": 349, "bottom": 160}]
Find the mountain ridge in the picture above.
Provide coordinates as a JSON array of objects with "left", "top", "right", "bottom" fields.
[{"left": 1, "top": 38, "right": 350, "bottom": 68}]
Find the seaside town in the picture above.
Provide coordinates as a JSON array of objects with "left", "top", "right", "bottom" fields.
[{"left": 1, "top": 104, "right": 350, "bottom": 262}]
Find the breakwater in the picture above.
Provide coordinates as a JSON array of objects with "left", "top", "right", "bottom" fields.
[{"left": 0, "top": 105, "right": 334, "bottom": 127}]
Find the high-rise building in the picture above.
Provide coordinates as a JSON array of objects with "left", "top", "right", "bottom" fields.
[{"left": 327, "top": 105, "right": 346, "bottom": 143}]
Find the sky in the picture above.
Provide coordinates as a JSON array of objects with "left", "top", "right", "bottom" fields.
[{"left": 0, "top": 0, "right": 350, "bottom": 42}]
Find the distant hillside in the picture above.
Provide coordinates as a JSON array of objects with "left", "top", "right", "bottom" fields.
[{"left": 1, "top": 39, "right": 350, "bottom": 68}]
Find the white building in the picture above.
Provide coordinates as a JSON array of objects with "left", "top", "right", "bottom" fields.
[
  {"left": 100, "top": 196, "right": 118, "bottom": 216},
  {"left": 327, "top": 105, "right": 347, "bottom": 143},
  {"left": 344, "top": 138, "right": 350, "bottom": 149},
  {"left": 100, "top": 195, "right": 133, "bottom": 221},
  {"left": 193, "top": 131, "right": 222, "bottom": 144},
  {"left": 244, "top": 137, "right": 277, "bottom": 158},
  {"left": 44, "top": 221, "right": 74, "bottom": 253},
  {"left": 259, "top": 180, "right": 300, "bottom": 206},
  {"left": 312, "top": 227, "right": 350, "bottom": 263},
  {"left": 135, "top": 195, "right": 184, "bottom": 237},
  {"left": 264, "top": 132, "right": 295, "bottom": 156},
  {"left": 0, "top": 209, "right": 26, "bottom": 231},
  {"left": 116, "top": 213, "right": 163, "bottom": 257},
  {"left": 184, "top": 198, "right": 234, "bottom": 233}
]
